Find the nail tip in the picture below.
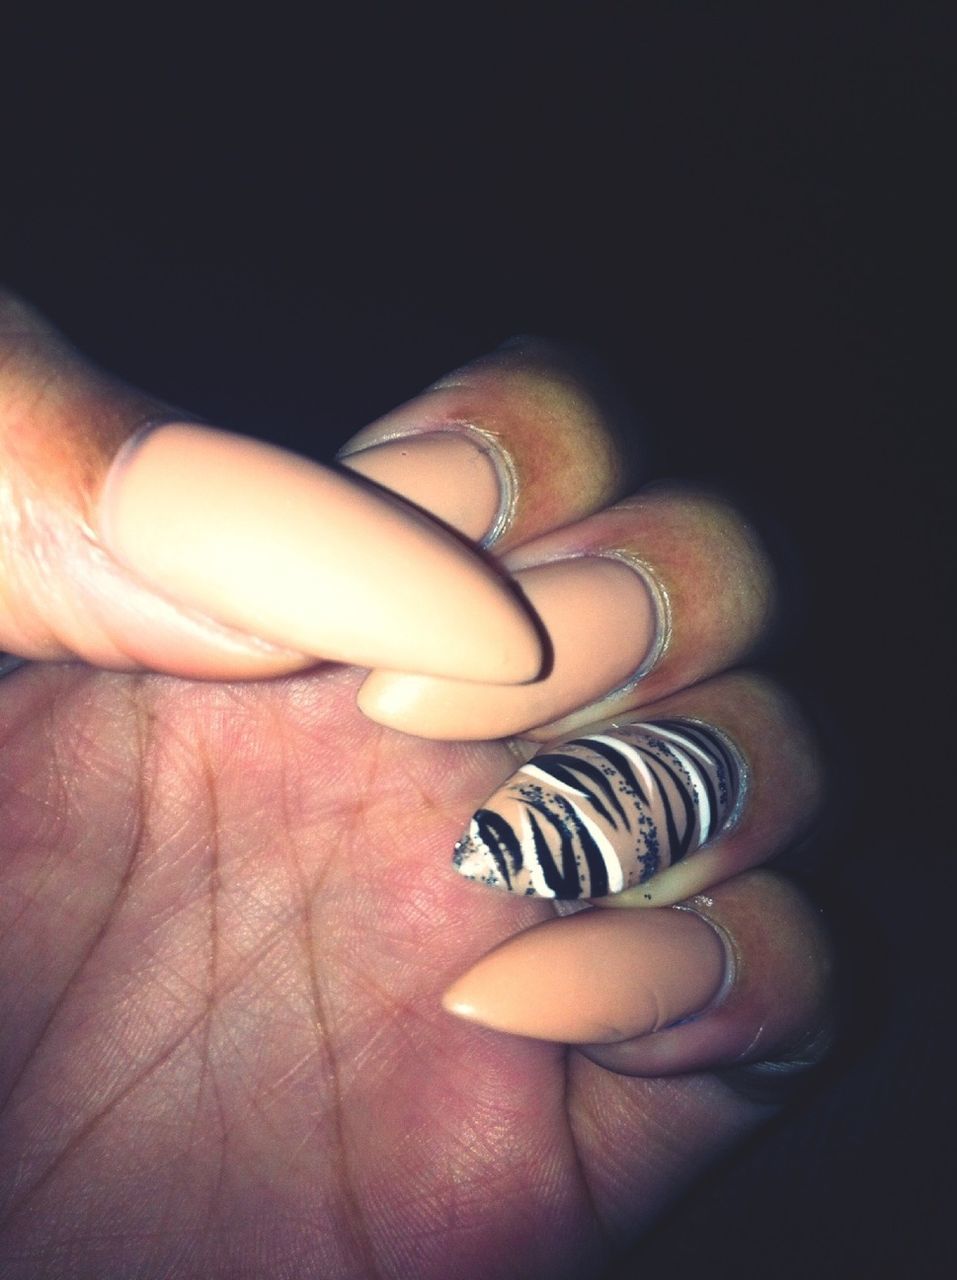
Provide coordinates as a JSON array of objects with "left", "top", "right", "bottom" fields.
[
  {"left": 452, "top": 832, "right": 563, "bottom": 898},
  {"left": 440, "top": 908, "right": 729, "bottom": 1046},
  {"left": 440, "top": 988, "right": 477, "bottom": 1020},
  {"left": 440, "top": 980, "right": 531, "bottom": 1038}
]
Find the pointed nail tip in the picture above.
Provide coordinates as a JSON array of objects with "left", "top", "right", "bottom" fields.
[
  {"left": 440, "top": 988, "right": 541, "bottom": 1039},
  {"left": 451, "top": 849, "right": 563, "bottom": 900},
  {"left": 354, "top": 622, "right": 540, "bottom": 688},
  {"left": 440, "top": 988, "right": 477, "bottom": 1020},
  {"left": 497, "top": 636, "right": 546, "bottom": 687},
  {"left": 450, "top": 859, "right": 512, "bottom": 895},
  {"left": 452, "top": 838, "right": 570, "bottom": 900},
  {"left": 354, "top": 682, "right": 404, "bottom": 730}
]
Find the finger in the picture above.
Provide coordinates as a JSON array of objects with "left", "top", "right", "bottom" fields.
[
  {"left": 442, "top": 871, "right": 834, "bottom": 1238},
  {"left": 0, "top": 292, "right": 541, "bottom": 682},
  {"left": 573, "top": 873, "right": 832, "bottom": 1246},
  {"left": 567, "top": 873, "right": 834, "bottom": 1244},
  {"left": 356, "top": 484, "right": 775, "bottom": 740},
  {"left": 442, "top": 869, "right": 833, "bottom": 1078},
  {"left": 448, "top": 671, "right": 824, "bottom": 905},
  {"left": 338, "top": 335, "right": 641, "bottom": 548}
]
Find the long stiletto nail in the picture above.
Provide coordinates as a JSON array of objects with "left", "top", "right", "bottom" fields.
[
  {"left": 98, "top": 423, "right": 541, "bottom": 683},
  {"left": 453, "top": 718, "right": 745, "bottom": 898},
  {"left": 442, "top": 906, "right": 730, "bottom": 1043}
]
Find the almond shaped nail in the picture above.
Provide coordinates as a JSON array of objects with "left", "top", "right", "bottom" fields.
[
  {"left": 453, "top": 719, "right": 744, "bottom": 898},
  {"left": 99, "top": 423, "right": 542, "bottom": 683},
  {"left": 442, "top": 907, "right": 728, "bottom": 1043}
]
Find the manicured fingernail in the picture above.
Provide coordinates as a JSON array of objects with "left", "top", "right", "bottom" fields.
[
  {"left": 357, "top": 555, "right": 662, "bottom": 740},
  {"left": 454, "top": 718, "right": 745, "bottom": 898},
  {"left": 98, "top": 423, "right": 542, "bottom": 683},
  {"left": 338, "top": 429, "right": 511, "bottom": 544},
  {"left": 442, "top": 906, "right": 730, "bottom": 1043}
]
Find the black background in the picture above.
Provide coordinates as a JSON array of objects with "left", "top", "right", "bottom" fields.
[{"left": 2, "top": 4, "right": 954, "bottom": 1277}]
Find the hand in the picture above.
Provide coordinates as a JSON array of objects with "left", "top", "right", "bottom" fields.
[{"left": 0, "top": 293, "right": 832, "bottom": 1278}]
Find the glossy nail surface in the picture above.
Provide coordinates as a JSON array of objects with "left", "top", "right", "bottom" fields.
[
  {"left": 454, "top": 719, "right": 744, "bottom": 898},
  {"left": 442, "top": 906, "right": 729, "bottom": 1043},
  {"left": 357, "top": 555, "right": 659, "bottom": 740},
  {"left": 99, "top": 424, "right": 542, "bottom": 682}
]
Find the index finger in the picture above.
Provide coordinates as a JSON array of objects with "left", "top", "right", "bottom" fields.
[{"left": 0, "top": 294, "right": 542, "bottom": 683}]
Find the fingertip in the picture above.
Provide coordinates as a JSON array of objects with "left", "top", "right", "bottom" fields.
[
  {"left": 440, "top": 907, "right": 728, "bottom": 1044},
  {"left": 442, "top": 870, "right": 834, "bottom": 1094}
]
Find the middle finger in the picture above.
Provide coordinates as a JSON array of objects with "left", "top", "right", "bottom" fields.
[{"left": 358, "top": 484, "right": 776, "bottom": 741}]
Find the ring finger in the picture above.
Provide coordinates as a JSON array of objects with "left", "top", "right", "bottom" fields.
[{"left": 449, "top": 669, "right": 823, "bottom": 908}]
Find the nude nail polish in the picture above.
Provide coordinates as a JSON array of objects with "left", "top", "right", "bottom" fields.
[
  {"left": 442, "top": 906, "right": 729, "bottom": 1043},
  {"left": 98, "top": 423, "right": 542, "bottom": 683},
  {"left": 339, "top": 430, "right": 510, "bottom": 544},
  {"left": 453, "top": 718, "right": 745, "bottom": 898},
  {"left": 357, "top": 554, "right": 662, "bottom": 740}
]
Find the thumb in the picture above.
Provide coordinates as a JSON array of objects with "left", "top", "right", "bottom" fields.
[{"left": 0, "top": 292, "right": 541, "bottom": 682}]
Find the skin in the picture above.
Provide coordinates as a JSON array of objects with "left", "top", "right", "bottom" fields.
[
  {"left": 0, "top": 663, "right": 813, "bottom": 1279},
  {"left": 0, "top": 295, "right": 833, "bottom": 1279}
]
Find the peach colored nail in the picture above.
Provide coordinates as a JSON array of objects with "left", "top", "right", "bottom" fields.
[
  {"left": 357, "top": 556, "right": 659, "bottom": 739},
  {"left": 98, "top": 423, "right": 542, "bottom": 683},
  {"left": 442, "top": 906, "right": 729, "bottom": 1043},
  {"left": 339, "top": 430, "right": 508, "bottom": 544}
]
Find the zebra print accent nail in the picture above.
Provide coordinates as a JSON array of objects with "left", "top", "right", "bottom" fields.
[{"left": 453, "top": 719, "right": 744, "bottom": 899}]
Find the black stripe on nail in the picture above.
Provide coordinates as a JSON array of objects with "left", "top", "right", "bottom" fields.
[
  {"left": 526, "top": 805, "right": 584, "bottom": 897},
  {"left": 532, "top": 752, "right": 626, "bottom": 828},
  {"left": 571, "top": 738, "right": 650, "bottom": 809},
  {"left": 472, "top": 808, "right": 523, "bottom": 888},
  {"left": 663, "top": 729, "right": 719, "bottom": 838},
  {"left": 653, "top": 719, "right": 740, "bottom": 811}
]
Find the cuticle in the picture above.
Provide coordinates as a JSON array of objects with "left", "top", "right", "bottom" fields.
[
  {"left": 106, "top": 419, "right": 166, "bottom": 476},
  {"left": 593, "top": 713, "right": 749, "bottom": 876},
  {"left": 509, "top": 548, "right": 670, "bottom": 694},
  {"left": 336, "top": 423, "right": 517, "bottom": 548},
  {"left": 603, "top": 712, "right": 749, "bottom": 853},
  {"left": 96, "top": 418, "right": 182, "bottom": 544},
  {"left": 461, "top": 422, "right": 517, "bottom": 548},
  {"left": 670, "top": 902, "right": 738, "bottom": 1020},
  {"left": 597, "top": 550, "right": 671, "bottom": 688},
  {"left": 534, "top": 551, "right": 670, "bottom": 726},
  {"left": 488, "top": 551, "right": 672, "bottom": 748},
  {"left": 661, "top": 715, "right": 750, "bottom": 842}
]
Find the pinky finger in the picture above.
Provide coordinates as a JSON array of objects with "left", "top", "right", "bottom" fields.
[{"left": 443, "top": 869, "right": 834, "bottom": 1080}]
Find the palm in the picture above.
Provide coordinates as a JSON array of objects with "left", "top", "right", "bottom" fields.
[{"left": 0, "top": 663, "right": 736, "bottom": 1279}]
